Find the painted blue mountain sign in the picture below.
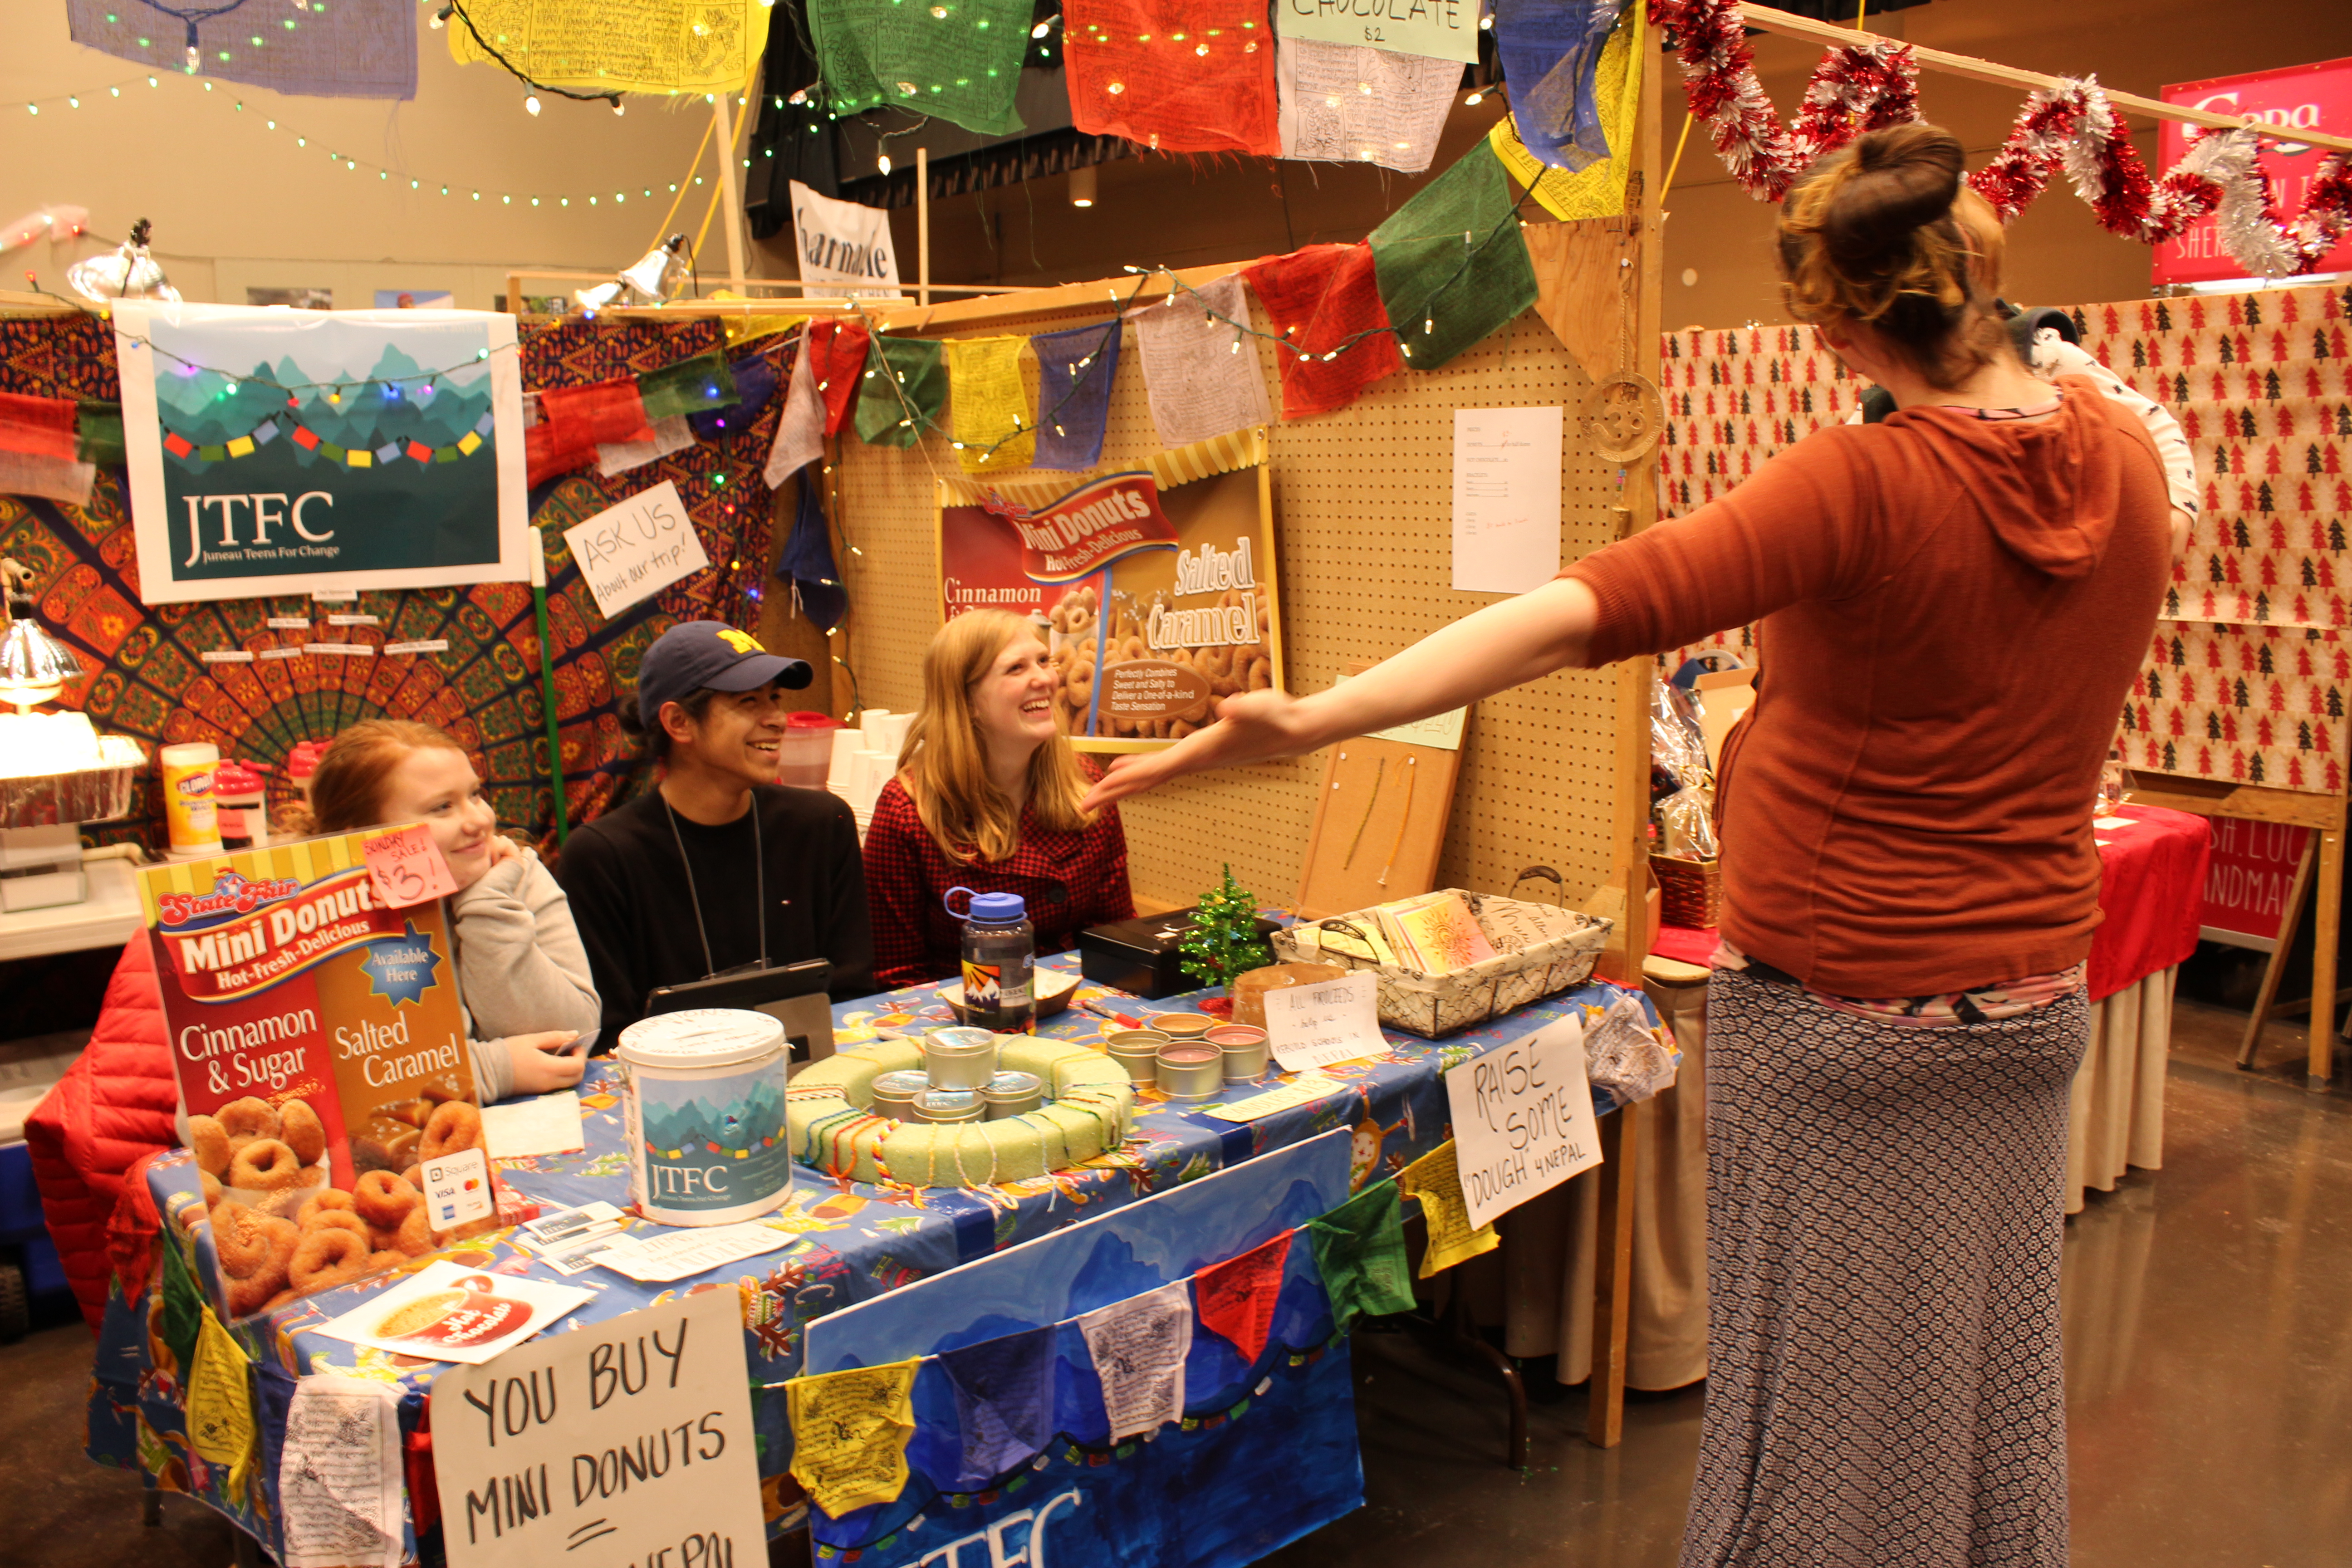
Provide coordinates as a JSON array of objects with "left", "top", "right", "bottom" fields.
[{"left": 113, "top": 302, "right": 528, "bottom": 604}]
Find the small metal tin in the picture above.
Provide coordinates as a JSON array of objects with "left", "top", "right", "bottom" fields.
[
  {"left": 1204, "top": 1025, "right": 1270, "bottom": 1084},
  {"left": 1103, "top": 1029, "right": 1170, "bottom": 1083},
  {"left": 868, "top": 1069, "right": 931, "bottom": 1117},
  {"left": 912, "top": 1088, "right": 985, "bottom": 1123},
  {"left": 923, "top": 1027, "right": 1000, "bottom": 1090},
  {"left": 1156, "top": 1043, "right": 1225, "bottom": 1102},
  {"left": 1151, "top": 1012, "right": 1215, "bottom": 1041},
  {"left": 982, "top": 1070, "right": 1044, "bottom": 1120}
]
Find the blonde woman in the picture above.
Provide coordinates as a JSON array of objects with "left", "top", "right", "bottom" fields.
[{"left": 862, "top": 610, "right": 1133, "bottom": 987}]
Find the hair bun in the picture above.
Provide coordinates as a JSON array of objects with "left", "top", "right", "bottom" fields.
[{"left": 1821, "top": 123, "right": 1964, "bottom": 262}]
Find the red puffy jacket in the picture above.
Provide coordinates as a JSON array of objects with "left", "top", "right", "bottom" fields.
[{"left": 24, "top": 938, "right": 177, "bottom": 1331}]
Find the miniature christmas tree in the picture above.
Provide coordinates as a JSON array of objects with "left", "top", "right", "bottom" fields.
[{"left": 1180, "top": 864, "right": 1272, "bottom": 991}]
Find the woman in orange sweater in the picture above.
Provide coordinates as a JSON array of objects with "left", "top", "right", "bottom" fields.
[{"left": 1088, "top": 125, "right": 2173, "bottom": 1567}]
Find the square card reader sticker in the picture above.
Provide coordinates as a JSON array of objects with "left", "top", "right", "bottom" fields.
[{"left": 420, "top": 1146, "right": 493, "bottom": 1229}]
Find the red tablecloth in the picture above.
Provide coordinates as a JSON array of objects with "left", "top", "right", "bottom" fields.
[{"left": 1649, "top": 804, "right": 2213, "bottom": 1001}]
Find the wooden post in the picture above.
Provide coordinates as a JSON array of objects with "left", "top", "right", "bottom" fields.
[
  {"left": 1587, "top": 1098, "right": 1642, "bottom": 1449},
  {"left": 917, "top": 145, "right": 931, "bottom": 309},
  {"left": 711, "top": 91, "right": 749, "bottom": 293},
  {"left": 2310, "top": 828, "right": 2345, "bottom": 1085},
  {"left": 2235, "top": 837, "right": 2316, "bottom": 1069}
]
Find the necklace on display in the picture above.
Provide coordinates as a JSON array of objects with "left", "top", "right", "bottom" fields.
[{"left": 664, "top": 794, "right": 767, "bottom": 980}]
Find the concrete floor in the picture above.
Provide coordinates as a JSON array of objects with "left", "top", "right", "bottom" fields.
[{"left": 4, "top": 1002, "right": 2347, "bottom": 1568}]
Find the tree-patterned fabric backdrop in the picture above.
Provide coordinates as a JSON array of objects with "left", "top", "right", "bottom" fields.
[
  {"left": 0, "top": 313, "right": 789, "bottom": 848},
  {"left": 1649, "top": 280, "right": 2352, "bottom": 797}
]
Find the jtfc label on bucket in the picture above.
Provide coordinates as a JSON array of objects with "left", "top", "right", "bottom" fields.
[{"left": 615, "top": 1008, "right": 794, "bottom": 1225}]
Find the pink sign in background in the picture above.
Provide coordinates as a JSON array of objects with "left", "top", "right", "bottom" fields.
[{"left": 2157, "top": 56, "right": 2352, "bottom": 286}]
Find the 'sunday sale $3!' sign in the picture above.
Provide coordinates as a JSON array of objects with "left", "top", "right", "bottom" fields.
[{"left": 563, "top": 479, "right": 712, "bottom": 620}]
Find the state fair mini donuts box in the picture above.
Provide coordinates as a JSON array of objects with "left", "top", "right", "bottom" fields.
[{"left": 140, "top": 829, "right": 491, "bottom": 1317}]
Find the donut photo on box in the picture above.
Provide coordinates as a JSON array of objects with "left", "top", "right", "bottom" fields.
[{"left": 142, "top": 830, "right": 487, "bottom": 1315}]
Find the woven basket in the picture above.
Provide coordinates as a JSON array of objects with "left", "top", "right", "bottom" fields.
[
  {"left": 1651, "top": 855, "right": 1723, "bottom": 928},
  {"left": 1267, "top": 890, "right": 1612, "bottom": 1039}
]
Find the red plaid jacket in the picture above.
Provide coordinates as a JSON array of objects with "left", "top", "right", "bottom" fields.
[{"left": 863, "top": 776, "right": 1134, "bottom": 988}]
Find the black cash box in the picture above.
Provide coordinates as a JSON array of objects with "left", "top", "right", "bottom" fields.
[{"left": 1078, "top": 907, "right": 1286, "bottom": 1000}]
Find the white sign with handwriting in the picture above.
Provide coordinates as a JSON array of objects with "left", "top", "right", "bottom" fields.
[
  {"left": 562, "top": 479, "right": 710, "bottom": 621},
  {"left": 1452, "top": 406, "right": 1563, "bottom": 593},
  {"left": 1264, "top": 972, "right": 1387, "bottom": 1073},
  {"left": 1444, "top": 1013, "right": 1600, "bottom": 1229},
  {"left": 1273, "top": 0, "right": 1482, "bottom": 64},
  {"left": 432, "top": 1285, "right": 764, "bottom": 1568}
]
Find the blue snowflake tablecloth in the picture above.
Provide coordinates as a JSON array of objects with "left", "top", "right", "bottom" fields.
[{"left": 86, "top": 954, "right": 1654, "bottom": 1558}]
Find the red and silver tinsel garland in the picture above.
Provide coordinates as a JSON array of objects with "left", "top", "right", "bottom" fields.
[
  {"left": 1648, "top": 0, "right": 1920, "bottom": 202},
  {"left": 1652, "top": 0, "right": 2352, "bottom": 279},
  {"left": 1970, "top": 75, "right": 2352, "bottom": 278}
]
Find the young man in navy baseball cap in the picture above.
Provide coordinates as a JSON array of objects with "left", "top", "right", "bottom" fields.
[{"left": 556, "top": 621, "right": 874, "bottom": 1039}]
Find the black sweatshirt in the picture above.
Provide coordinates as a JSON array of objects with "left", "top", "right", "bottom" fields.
[{"left": 554, "top": 784, "right": 877, "bottom": 1044}]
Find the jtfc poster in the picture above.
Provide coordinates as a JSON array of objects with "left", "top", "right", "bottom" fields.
[
  {"left": 112, "top": 301, "right": 529, "bottom": 603},
  {"left": 2157, "top": 58, "right": 2352, "bottom": 286},
  {"left": 937, "top": 446, "right": 1284, "bottom": 751}
]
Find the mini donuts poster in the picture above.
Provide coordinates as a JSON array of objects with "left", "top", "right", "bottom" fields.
[
  {"left": 936, "top": 438, "right": 1284, "bottom": 751},
  {"left": 140, "top": 830, "right": 487, "bottom": 1312}
]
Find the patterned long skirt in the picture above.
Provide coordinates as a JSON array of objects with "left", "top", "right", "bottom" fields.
[{"left": 1681, "top": 966, "right": 2087, "bottom": 1568}]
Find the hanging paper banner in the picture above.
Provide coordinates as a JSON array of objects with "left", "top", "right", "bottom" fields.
[
  {"left": 1493, "top": 0, "right": 1622, "bottom": 171},
  {"left": 1077, "top": 1279, "right": 1195, "bottom": 1442},
  {"left": 1241, "top": 242, "right": 1402, "bottom": 420},
  {"left": 765, "top": 329, "right": 826, "bottom": 485},
  {"left": 67, "top": 0, "right": 419, "bottom": 101},
  {"left": 1029, "top": 320, "right": 1124, "bottom": 472},
  {"left": 945, "top": 335, "right": 1037, "bottom": 473},
  {"left": 1307, "top": 1179, "right": 1416, "bottom": 1333},
  {"left": 75, "top": 399, "right": 126, "bottom": 466},
  {"left": 447, "top": 0, "right": 772, "bottom": 96},
  {"left": 1127, "top": 274, "right": 1274, "bottom": 449},
  {"left": 636, "top": 349, "right": 739, "bottom": 424},
  {"left": 687, "top": 351, "right": 778, "bottom": 440},
  {"left": 806, "top": 0, "right": 1032, "bottom": 135},
  {"left": 1487, "top": 6, "right": 1645, "bottom": 220},
  {"left": 1270, "top": 0, "right": 1481, "bottom": 63},
  {"left": 527, "top": 377, "right": 652, "bottom": 488},
  {"left": 1274, "top": 35, "right": 1460, "bottom": 172},
  {"left": 787, "top": 1358, "right": 923, "bottom": 1518},
  {"left": 856, "top": 337, "right": 947, "bottom": 448},
  {"left": 937, "top": 1325, "right": 1058, "bottom": 1488},
  {"left": 810, "top": 319, "right": 872, "bottom": 436},
  {"left": 1065, "top": 0, "right": 1279, "bottom": 156},
  {"left": 937, "top": 433, "right": 1285, "bottom": 750},
  {"left": 113, "top": 302, "right": 528, "bottom": 604},
  {"left": 1395, "top": 1139, "right": 1500, "bottom": 1277},
  {"left": 1368, "top": 147, "right": 1540, "bottom": 372},
  {"left": 790, "top": 179, "right": 904, "bottom": 298},
  {"left": 1193, "top": 1229, "right": 1294, "bottom": 1364}
]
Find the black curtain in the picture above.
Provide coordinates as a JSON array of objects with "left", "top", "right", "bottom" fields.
[{"left": 745, "top": 0, "right": 840, "bottom": 239}]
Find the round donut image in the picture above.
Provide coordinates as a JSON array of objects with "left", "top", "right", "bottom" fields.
[
  {"left": 289, "top": 1226, "right": 372, "bottom": 1292},
  {"left": 228, "top": 1138, "right": 304, "bottom": 1192},
  {"left": 353, "top": 1171, "right": 420, "bottom": 1230},
  {"left": 188, "top": 1116, "right": 230, "bottom": 1177},
  {"left": 280, "top": 1100, "right": 327, "bottom": 1166},
  {"left": 297, "top": 1189, "right": 357, "bottom": 1229},
  {"left": 418, "top": 1100, "right": 484, "bottom": 1163},
  {"left": 303, "top": 1209, "right": 372, "bottom": 1245},
  {"left": 374, "top": 1206, "right": 434, "bottom": 1258},
  {"left": 216, "top": 1098, "right": 280, "bottom": 1141}
]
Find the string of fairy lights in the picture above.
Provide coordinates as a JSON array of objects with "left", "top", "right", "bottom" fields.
[{"left": 12, "top": 67, "right": 804, "bottom": 215}]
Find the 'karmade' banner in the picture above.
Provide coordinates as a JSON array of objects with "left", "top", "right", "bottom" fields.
[
  {"left": 112, "top": 303, "right": 529, "bottom": 604},
  {"left": 936, "top": 440, "right": 1284, "bottom": 750}
]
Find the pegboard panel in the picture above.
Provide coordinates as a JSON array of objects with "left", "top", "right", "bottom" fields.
[{"left": 833, "top": 293, "right": 1627, "bottom": 914}]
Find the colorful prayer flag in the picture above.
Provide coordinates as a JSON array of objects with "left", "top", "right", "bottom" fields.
[
  {"left": 809, "top": 320, "right": 872, "bottom": 437},
  {"left": 1028, "top": 320, "right": 1122, "bottom": 471},
  {"left": 1492, "top": 0, "right": 1622, "bottom": 171},
  {"left": 1307, "top": 1180, "right": 1416, "bottom": 1333},
  {"left": 1395, "top": 1140, "right": 1500, "bottom": 1278},
  {"left": 1368, "top": 146, "right": 1540, "bottom": 372},
  {"left": 75, "top": 400, "right": 124, "bottom": 466},
  {"left": 765, "top": 328, "right": 826, "bottom": 486},
  {"left": 446, "top": 0, "right": 768, "bottom": 98},
  {"left": 1486, "top": 7, "right": 1645, "bottom": 222},
  {"left": 936, "top": 1325, "right": 1056, "bottom": 1488},
  {"left": 945, "top": 336, "right": 1035, "bottom": 473},
  {"left": 855, "top": 337, "right": 946, "bottom": 449},
  {"left": 1127, "top": 274, "right": 1272, "bottom": 449},
  {"left": 637, "top": 350, "right": 740, "bottom": 424},
  {"left": 786, "top": 1359, "right": 921, "bottom": 1519},
  {"left": 1077, "top": 1281, "right": 1193, "bottom": 1442},
  {"left": 1064, "top": 0, "right": 1279, "bottom": 156},
  {"left": 0, "top": 392, "right": 82, "bottom": 460},
  {"left": 1194, "top": 1230, "right": 1294, "bottom": 1365},
  {"left": 1241, "top": 243, "right": 1401, "bottom": 420},
  {"left": 1274, "top": 36, "right": 1458, "bottom": 173},
  {"left": 806, "top": 0, "right": 1031, "bottom": 136}
]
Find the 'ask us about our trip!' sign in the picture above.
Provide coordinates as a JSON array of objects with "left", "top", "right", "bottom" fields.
[{"left": 112, "top": 301, "right": 531, "bottom": 604}]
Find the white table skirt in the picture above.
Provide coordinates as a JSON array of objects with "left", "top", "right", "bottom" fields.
[{"left": 2065, "top": 966, "right": 2173, "bottom": 1215}]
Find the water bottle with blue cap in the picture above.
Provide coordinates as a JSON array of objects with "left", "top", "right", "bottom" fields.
[{"left": 946, "top": 886, "right": 1034, "bottom": 1033}]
